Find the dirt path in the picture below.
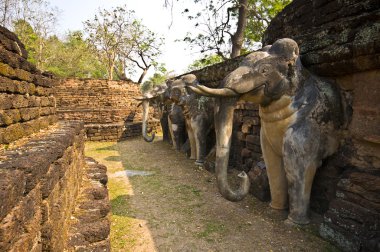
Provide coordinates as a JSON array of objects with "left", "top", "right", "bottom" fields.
[{"left": 85, "top": 138, "right": 338, "bottom": 252}]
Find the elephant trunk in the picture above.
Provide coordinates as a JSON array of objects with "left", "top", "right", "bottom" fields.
[
  {"left": 214, "top": 98, "right": 250, "bottom": 201},
  {"left": 142, "top": 100, "right": 155, "bottom": 142}
]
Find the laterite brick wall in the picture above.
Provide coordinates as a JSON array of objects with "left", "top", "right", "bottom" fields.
[
  {"left": 55, "top": 78, "right": 159, "bottom": 140},
  {"left": 0, "top": 26, "right": 111, "bottom": 251},
  {"left": 0, "top": 26, "right": 57, "bottom": 144}
]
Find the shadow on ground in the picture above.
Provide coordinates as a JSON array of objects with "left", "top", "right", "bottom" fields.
[{"left": 86, "top": 137, "right": 339, "bottom": 252}]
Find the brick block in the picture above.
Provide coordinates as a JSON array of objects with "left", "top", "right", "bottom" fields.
[
  {"left": 0, "top": 169, "right": 26, "bottom": 221},
  {"left": 19, "top": 107, "right": 40, "bottom": 121},
  {"left": 241, "top": 148, "right": 252, "bottom": 158},
  {"left": 2, "top": 122, "right": 24, "bottom": 143},
  {"left": 0, "top": 109, "right": 21, "bottom": 126},
  {"left": 0, "top": 185, "right": 41, "bottom": 251},
  {"left": 0, "top": 93, "right": 12, "bottom": 109},
  {"left": 246, "top": 134, "right": 260, "bottom": 147}
]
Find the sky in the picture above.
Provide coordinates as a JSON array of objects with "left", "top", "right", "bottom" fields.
[{"left": 48, "top": 0, "right": 201, "bottom": 81}]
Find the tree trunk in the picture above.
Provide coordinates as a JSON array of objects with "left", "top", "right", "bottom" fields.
[
  {"left": 108, "top": 61, "right": 114, "bottom": 80},
  {"left": 138, "top": 65, "right": 151, "bottom": 84},
  {"left": 230, "top": 0, "right": 248, "bottom": 58}
]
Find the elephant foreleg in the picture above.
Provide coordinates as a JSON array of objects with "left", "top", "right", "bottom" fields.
[
  {"left": 283, "top": 125, "right": 320, "bottom": 225},
  {"left": 261, "top": 130, "right": 288, "bottom": 210},
  {"left": 192, "top": 117, "right": 207, "bottom": 165},
  {"left": 186, "top": 119, "right": 196, "bottom": 159},
  {"left": 168, "top": 117, "right": 177, "bottom": 150}
]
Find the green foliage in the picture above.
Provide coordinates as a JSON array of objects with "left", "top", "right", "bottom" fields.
[
  {"left": 13, "top": 19, "right": 38, "bottom": 64},
  {"left": 83, "top": 5, "right": 164, "bottom": 82},
  {"left": 245, "top": 0, "right": 292, "bottom": 43},
  {"left": 183, "top": 0, "right": 291, "bottom": 58},
  {"left": 14, "top": 22, "right": 107, "bottom": 78},
  {"left": 187, "top": 54, "right": 224, "bottom": 71},
  {"left": 83, "top": 6, "right": 135, "bottom": 80},
  {"left": 140, "top": 65, "right": 171, "bottom": 93},
  {"left": 44, "top": 31, "right": 107, "bottom": 78}
]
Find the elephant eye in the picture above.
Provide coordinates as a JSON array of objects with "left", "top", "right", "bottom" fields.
[{"left": 259, "top": 64, "right": 271, "bottom": 76}]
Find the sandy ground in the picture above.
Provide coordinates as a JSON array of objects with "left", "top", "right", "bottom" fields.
[{"left": 85, "top": 137, "right": 339, "bottom": 252}]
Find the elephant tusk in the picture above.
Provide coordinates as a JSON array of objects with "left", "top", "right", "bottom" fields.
[
  {"left": 187, "top": 86, "right": 212, "bottom": 96},
  {"left": 196, "top": 85, "right": 238, "bottom": 97},
  {"left": 134, "top": 96, "right": 146, "bottom": 101}
]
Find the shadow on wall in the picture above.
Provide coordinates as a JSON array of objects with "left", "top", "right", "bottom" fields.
[{"left": 125, "top": 111, "right": 136, "bottom": 123}]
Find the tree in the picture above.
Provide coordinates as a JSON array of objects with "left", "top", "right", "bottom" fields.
[
  {"left": 83, "top": 6, "right": 134, "bottom": 80},
  {"left": 13, "top": 19, "right": 38, "bottom": 63},
  {"left": 83, "top": 5, "right": 164, "bottom": 82},
  {"left": 44, "top": 31, "right": 107, "bottom": 78},
  {"left": 245, "top": 0, "right": 291, "bottom": 43},
  {"left": 125, "top": 20, "right": 164, "bottom": 83},
  {"left": 187, "top": 54, "right": 224, "bottom": 71},
  {"left": 8, "top": 0, "right": 59, "bottom": 70},
  {"left": 0, "top": 0, "right": 17, "bottom": 28},
  {"left": 140, "top": 65, "right": 174, "bottom": 93},
  {"left": 183, "top": 0, "right": 290, "bottom": 60}
]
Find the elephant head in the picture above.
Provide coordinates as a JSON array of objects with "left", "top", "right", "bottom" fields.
[
  {"left": 188, "top": 38, "right": 301, "bottom": 202},
  {"left": 136, "top": 84, "right": 170, "bottom": 142}
]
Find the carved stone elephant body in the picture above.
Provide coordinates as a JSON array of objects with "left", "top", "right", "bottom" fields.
[
  {"left": 137, "top": 82, "right": 187, "bottom": 151},
  {"left": 171, "top": 74, "right": 215, "bottom": 165},
  {"left": 190, "top": 38, "right": 345, "bottom": 224},
  {"left": 168, "top": 103, "right": 187, "bottom": 151},
  {"left": 138, "top": 84, "right": 170, "bottom": 142}
]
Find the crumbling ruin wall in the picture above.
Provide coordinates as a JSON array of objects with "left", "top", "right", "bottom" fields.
[
  {"left": 0, "top": 26, "right": 111, "bottom": 251},
  {"left": 0, "top": 26, "right": 57, "bottom": 144},
  {"left": 262, "top": 0, "right": 380, "bottom": 251},
  {"left": 55, "top": 78, "right": 160, "bottom": 141}
]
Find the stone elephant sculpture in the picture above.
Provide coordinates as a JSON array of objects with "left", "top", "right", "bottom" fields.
[
  {"left": 136, "top": 84, "right": 171, "bottom": 142},
  {"left": 136, "top": 82, "right": 187, "bottom": 151},
  {"left": 189, "top": 38, "right": 346, "bottom": 224},
  {"left": 170, "top": 74, "right": 215, "bottom": 165}
]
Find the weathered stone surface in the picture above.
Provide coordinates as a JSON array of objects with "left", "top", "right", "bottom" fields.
[
  {"left": 54, "top": 78, "right": 157, "bottom": 140},
  {"left": 0, "top": 169, "right": 26, "bottom": 221},
  {"left": 182, "top": 54, "right": 246, "bottom": 87},
  {"left": 0, "top": 29, "right": 57, "bottom": 145},
  {"left": 0, "top": 44, "right": 37, "bottom": 73},
  {"left": 258, "top": 1, "right": 380, "bottom": 250},
  {"left": 0, "top": 185, "right": 41, "bottom": 251},
  {"left": 263, "top": 0, "right": 380, "bottom": 76},
  {"left": 0, "top": 26, "right": 28, "bottom": 59},
  {"left": 0, "top": 27, "right": 110, "bottom": 252},
  {"left": 0, "top": 115, "right": 57, "bottom": 144},
  {"left": 67, "top": 157, "right": 111, "bottom": 252},
  {"left": 0, "top": 121, "right": 83, "bottom": 193},
  {"left": 248, "top": 161, "right": 270, "bottom": 202}
]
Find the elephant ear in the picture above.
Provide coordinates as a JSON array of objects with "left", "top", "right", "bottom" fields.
[
  {"left": 268, "top": 38, "right": 299, "bottom": 65},
  {"left": 241, "top": 51, "right": 269, "bottom": 68},
  {"left": 182, "top": 74, "right": 198, "bottom": 86}
]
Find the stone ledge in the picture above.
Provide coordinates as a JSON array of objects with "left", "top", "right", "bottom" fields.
[
  {"left": 0, "top": 121, "right": 86, "bottom": 251},
  {"left": 0, "top": 121, "right": 84, "bottom": 200},
  {"left": 67, "top": 157, "right": 111, "bottom": 251},
  {"left": 0, "top": 114, "right": 58, "bottom": 144},
  {"left": 0, "top": 75, "right": 53, "bottom": 96},
  {"left": 0, "top": 26, "right": 28, "bottom": 59}
]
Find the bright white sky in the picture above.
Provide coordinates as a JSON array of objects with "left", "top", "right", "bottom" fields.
[{"left": 48, "top": 0, "right": 201, "bottom": 81}]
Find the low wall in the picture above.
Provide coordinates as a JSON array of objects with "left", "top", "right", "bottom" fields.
[
  {"left": 0, "top": 26, "right": 111, "bottom": 251},
  {"left": 55, "top": 78, "right": 157, "bottom": 140},
  {"left": 0, "top": 122, "right": 111, "bottom": 251},
  {"left": 0, "top": 26, "right": 57, "bottom": 144}
]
